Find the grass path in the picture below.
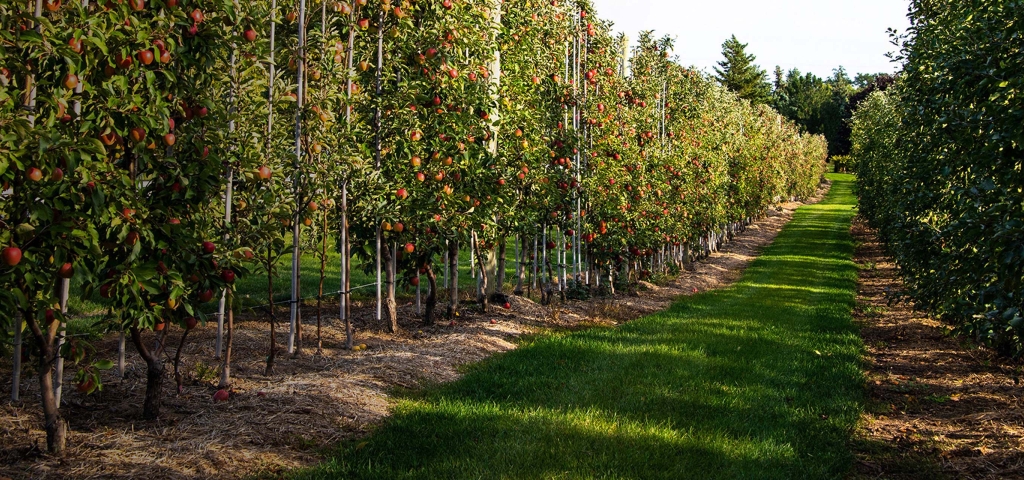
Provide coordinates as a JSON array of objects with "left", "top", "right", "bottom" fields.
[{"left": 295, "top": 174, "right": 863, "bottom": 479}]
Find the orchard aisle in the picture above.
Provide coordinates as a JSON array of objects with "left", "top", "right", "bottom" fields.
[{"left": 296, "top": 174, "right": 864, "bottom": 480}]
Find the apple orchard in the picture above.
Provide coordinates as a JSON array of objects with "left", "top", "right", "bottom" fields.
[{"left": 0, "top": 0, "right": 826, "bottom": 455}]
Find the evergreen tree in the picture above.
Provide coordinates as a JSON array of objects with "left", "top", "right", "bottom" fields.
[{"left": 714, "top": 35, "right": 771, "bottom": 104}]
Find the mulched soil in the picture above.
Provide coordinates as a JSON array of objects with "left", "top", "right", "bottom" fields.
[
  {"left": 0, "top": 188, "right": 826, "bottom": 480},
  {"left": 851, "top": 217, "right": 1024, "bottom": 480}
]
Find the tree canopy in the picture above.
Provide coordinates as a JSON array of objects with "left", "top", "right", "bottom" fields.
[{"left": 713, "top": 35, "right": 771, "bottom": 105}]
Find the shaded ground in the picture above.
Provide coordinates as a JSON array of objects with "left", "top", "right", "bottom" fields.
[
  {"left": 293, "top": 174, "right": 860, "bottom": 479},
  {"left": 851, "top": 217, "right": 1024, "bottom": 480},
  {"left": 0, "top": 186, "right": 828, "bottom": 480}
]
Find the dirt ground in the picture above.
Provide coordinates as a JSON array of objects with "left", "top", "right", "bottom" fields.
[
  {"left": 0, "top": 191, "right": 821, "bottom": 480},
  {"left": 851, "top": 217, "right": 1024, "bottom": 480}
]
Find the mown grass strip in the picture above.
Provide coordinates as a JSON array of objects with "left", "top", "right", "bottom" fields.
[{"left": 294, "top": 173, "right": 862, "bottom": 480}]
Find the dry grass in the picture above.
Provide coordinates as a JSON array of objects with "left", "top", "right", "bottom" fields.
[
  {"left": 851, "top": 217, "right": 1024, "bottom": 480},
  {"left": 0, "top": 191, "right": 822, "bottom": 480}
]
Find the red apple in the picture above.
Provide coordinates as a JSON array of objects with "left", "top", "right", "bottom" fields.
[
  {"left": 27, "top": 167, "right": 43, "bottom": 182},
  {"left": 190, "top": 8, "right": 204, "bottom": 23},
  {"left": 257, "top": 165, "right": 272, "bottom": 180},
  {"left": 243, "top": 29, "right": 257, "bottom": 42},
  {"left": 202, "top": 241, "right": 216, "bottom": 254},
  {"left": 63, "top": 73, "right": 78, "bottom": 89},
  {"left": 129, "top": 0, "right": 144, "bottom": 10},
  {"left": 443, "top": 0, "right": 452, "bottom": 8},
  {"left": 76, "top": 378, "right": 94, "bottom": 394},
  {"left": 185, "top": 317, "right": 198, "bottom": 330},
  {"left": 503, "top": 302, "right": 511, "bottom": 310},
  {"left": 404, "top": 243, "right": 415, "bottom": 253},
  {"left": 357, "top": 18, "right": 370, "bottom": 29},
  {"left": 163, "top": 133, "right": 176, "bottom": 146},
  {"left": 396, "top": 188, "right": 409, "bottom": 200},
  {"left": 50, "top": 168, "right": 64, "bottom": 181},
  {"left": 307, "top": 201, "right": 318, "bottom": 211},
  {"left": 138, "top": 49, "right": 154, "bottom": 65},
  {"left": 213, "top": 389, "right": 229, "bottom": 402},
  {"left": 410, "top": 276, "right": 420, "bottom": 286},
  {"left": 221, "top": 269, "right": 235, "bottom": 284},
  {"left": 116, "top": 52, "right": 132, "bottom": 69},
  {"left": 130, "top": 127, "right": 146, "bottom": 143},
  {"left": 2, "top": 246, "right": 22, "bottom": 266},
  {"left": 58, "top": 262, "right": 74, "bottom": 278},
  {"left": 199, "top": 289, "right": 214, "bottom": 302}
]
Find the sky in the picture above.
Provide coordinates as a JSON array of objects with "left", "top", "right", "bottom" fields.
[{"left": 590, "top": 0, "right": 912, "bottom": 81}]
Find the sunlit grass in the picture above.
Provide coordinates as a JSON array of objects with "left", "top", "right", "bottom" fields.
[{"left": 291, "top": 174, "right": 863, "bottom": 479}]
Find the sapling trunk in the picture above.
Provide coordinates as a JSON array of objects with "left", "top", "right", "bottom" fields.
[
  {"left": 424, "top": 264, "right": 438, "bottom": 326},
  {"left": 383, "top": 243, "right": 398, "bottom": 332},
  {"left": 474, "top": 236, "right": 489, "bottom": 311},
  {"left": 24, "top": 304, "right": 67, "bottom": 454},
  {"left": 514, "top": 235, "right": 525, "bottom": 296},
  {"left": 266, "top": 248, "right": 277, "bottom": 376},
  {"left": 495, "top": 238, "right": 507, "bottom": 295},
  {"left": 447, "top": 239, "right": 459, "bottom": 318},
  {"left": 173, "top": 328, "right": 191, "bottom": 395},
  {"left": 129, "top": 326, "right": 165, "bottom": 420},
  {"left": 316, "top": 211, "right": 327, "bottom": 355},
  {"left": 218, "top": 292, "right": 234, "bottom": 389}
]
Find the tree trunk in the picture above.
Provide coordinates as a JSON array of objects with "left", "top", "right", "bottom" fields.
[
  {"left": 514, "top": 235, "right": 525, "bottom": 296},
  {"left": 266, "top": 251, "right": 277, "bottom": 376},
  {"left": 447, "top": 239, "right": 459, "bottom": 318},
  {"left": 24, "top": 309, "right": 66, "bottom": 454},
  {"left": 383, "top": 243, "right": 398, "bottom": 332},
  {"left": 424, "top": 264, "right": 438, "bottom": 326},
  {"left": 494, "top": 237, "right": 507, "bottom": 294},
  {"left": 219, "top": 295, "right": 233, "bottom": 389},
  {"left": 173, "top": 329, "right": 190, "bottom": 395},
  {"left": 317, "top": 212, "right": 327, "bottom": 354},
  {"left": 129, "top": 327, "right": 164, "bottom": 420},
  {"left": 474, "top": 235, "right": 489, "bottom": 311}
]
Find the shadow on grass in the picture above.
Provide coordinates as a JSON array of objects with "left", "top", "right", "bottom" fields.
[{"left": 292, "top": 174, "right": 863, "bottom": 480}]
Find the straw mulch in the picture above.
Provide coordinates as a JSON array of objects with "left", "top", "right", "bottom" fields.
[
  {"left": 0, "top": 188, "right": 825, "bottom": 480},
  {"left": 851, "top": 217, "right": 1024, "bottom": 480}
]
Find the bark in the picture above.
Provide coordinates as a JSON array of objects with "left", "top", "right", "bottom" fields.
[
  {"left": 293, "top": 268, "right": 302, "bottom": 357},
  {"left": 218, "top": 295, "right": 233, "bottom": 389},
  {"left": 383, "top": 244, "right": 398, "bottom": 332},
  {"left": 474, "top": 236, "right": 489, "bottom": 311},
  {"left": 173, "top": 328, "right": 191, "bottom": 395},
  {"left": 316, "top": 212, "right": 327, "bottom": 354},
  {"left": 24, "top": 307, "right": 66, "bottom": 454},
  {"left": 514, "top": 235, "right": 525, "bottom": 296},
  {"left": 266, "top": 249, "right": 277, "bottom": 376},
  {"left": 342, "top": 202, "right": 353, "bottom": 350},
  {"left": 494, "top": 237, "right": 507, "bottom": 295},
  {"left": 446, "top": 239, "right": 460, "bottom": 318},
  {"left": 129, "top": 326, "right": 164, "bottom": 420},
  {"left": 424, "top": 264, "right": 438, "bottom": 326}
]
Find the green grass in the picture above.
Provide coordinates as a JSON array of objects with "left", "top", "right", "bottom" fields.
[{"left": 291, "top": 174, "right": 864, "bottom": 479}]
